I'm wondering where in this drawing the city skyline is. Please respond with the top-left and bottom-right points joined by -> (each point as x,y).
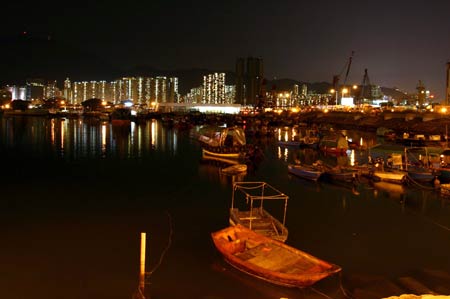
2,0 -> 450,99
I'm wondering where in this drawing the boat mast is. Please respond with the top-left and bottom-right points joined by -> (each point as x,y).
404,147 -> 408,171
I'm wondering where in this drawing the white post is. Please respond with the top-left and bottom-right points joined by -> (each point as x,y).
139,232 -> 146,292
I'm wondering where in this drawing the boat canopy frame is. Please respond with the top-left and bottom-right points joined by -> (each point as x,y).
231,181 -> 289,227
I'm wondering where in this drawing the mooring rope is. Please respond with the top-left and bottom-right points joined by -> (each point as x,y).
405,174 -> 436,191
305,272 -> 354,299
148,211 -> 173,276
310,287 -> 335,299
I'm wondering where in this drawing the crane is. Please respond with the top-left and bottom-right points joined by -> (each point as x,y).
332,51 -> 355,99
333,51 -> 355,105
358,68 -> 371,105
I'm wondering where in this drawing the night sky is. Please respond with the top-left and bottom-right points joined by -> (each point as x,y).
2,0 -> 450,98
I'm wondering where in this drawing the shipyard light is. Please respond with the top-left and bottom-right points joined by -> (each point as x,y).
440,107 -> 447,114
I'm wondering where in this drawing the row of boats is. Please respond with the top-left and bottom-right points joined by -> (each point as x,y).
196,126 -> 340,288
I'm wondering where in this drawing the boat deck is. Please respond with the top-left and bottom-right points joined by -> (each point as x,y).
235,242 -> 324,274
232,209 -> 285,240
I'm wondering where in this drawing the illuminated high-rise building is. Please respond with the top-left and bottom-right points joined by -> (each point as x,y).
68,76 -> 179,106
63,78 -> 72,103
202,73 -> 225,104
224,85 -> 235,104
43,80 -> 58,99
168,77 -> 179,103
26,78 -> 45,101
7,86 -> 27,101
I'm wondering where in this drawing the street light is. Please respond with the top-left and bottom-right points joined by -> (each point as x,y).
330,89 -> 338,106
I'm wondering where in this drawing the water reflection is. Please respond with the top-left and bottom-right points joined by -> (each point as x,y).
0,117 -> 183,159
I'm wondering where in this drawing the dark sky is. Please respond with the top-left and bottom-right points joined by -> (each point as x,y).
3,0 -> 450,98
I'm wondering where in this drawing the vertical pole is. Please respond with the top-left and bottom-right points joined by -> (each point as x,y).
446,62 -> 450,105
139,232 -> 146,292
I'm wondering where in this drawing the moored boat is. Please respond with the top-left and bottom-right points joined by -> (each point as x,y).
211,224 -> 341,288
198,126 -> 247,160
288,162 -> 324,181
319,132 -> 348,154
323,165 -> 359,183
372,170 -> 406,184
221,164 -> 247,175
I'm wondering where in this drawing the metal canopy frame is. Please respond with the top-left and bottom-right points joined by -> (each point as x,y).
231,181 -> 289,227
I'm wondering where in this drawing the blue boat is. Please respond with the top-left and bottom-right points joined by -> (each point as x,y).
288,163 -> 324,181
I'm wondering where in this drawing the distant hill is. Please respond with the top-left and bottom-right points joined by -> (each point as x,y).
264,78 -> 331,94
3,34 -> 400,98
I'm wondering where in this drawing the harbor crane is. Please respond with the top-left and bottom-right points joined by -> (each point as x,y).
332,51 -> 354,104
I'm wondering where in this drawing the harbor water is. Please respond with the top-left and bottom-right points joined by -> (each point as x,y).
1,116 -> 450,299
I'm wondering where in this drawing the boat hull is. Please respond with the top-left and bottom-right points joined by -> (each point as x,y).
211,225 -> 341,288
221,164 -> 247,175
288,164 -> 323,181
372,170 -> 406,184
202,148 -> 241,159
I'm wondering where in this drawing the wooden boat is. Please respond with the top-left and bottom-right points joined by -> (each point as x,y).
211,224 -> 341,288
229,182 -> 288,242
323,165 -> 359,183
221,164 -> 247,175
372,170 -> 406,184
319,133 -> 348,154
288,163 -> 324,181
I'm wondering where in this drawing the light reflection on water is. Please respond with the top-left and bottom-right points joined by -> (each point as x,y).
2,116 -> 450,299
0,117 -> 180,159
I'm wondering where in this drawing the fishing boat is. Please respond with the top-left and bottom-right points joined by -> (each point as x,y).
221,164 -> 247,175
318,132 -> 348,155
211,224 -> 341,288
229,182 -> 288,242
372,170 -> 406,184
369,154 -> 406,184
287,162 -> 324,181
197,126 -> 247,159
